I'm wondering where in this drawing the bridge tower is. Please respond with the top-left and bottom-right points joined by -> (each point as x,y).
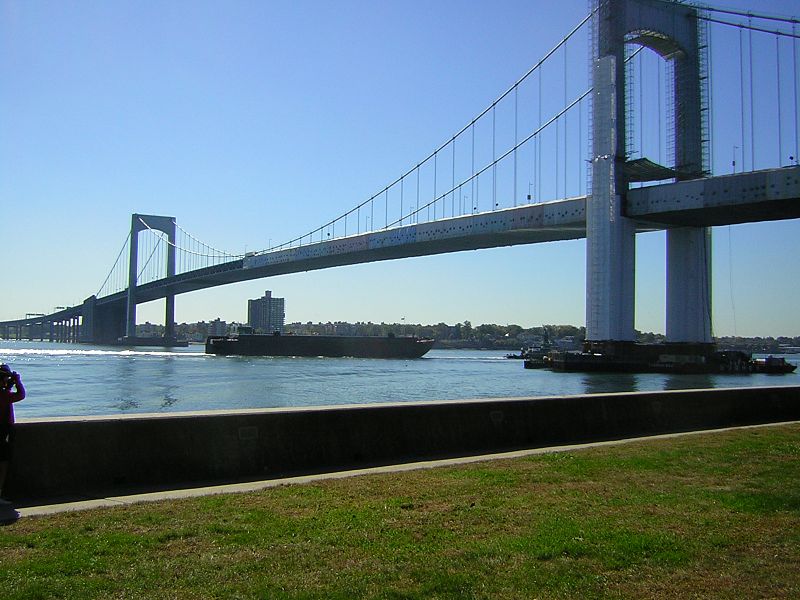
126,214 -> 177,341
587,0 -> 711,344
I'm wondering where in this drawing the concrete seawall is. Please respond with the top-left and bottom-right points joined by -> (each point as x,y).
6,385 -> 800,501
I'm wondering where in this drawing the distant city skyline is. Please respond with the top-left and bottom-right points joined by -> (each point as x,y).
2,0 -> 799,337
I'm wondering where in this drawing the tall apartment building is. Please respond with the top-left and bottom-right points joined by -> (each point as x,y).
247,290 -> 285,333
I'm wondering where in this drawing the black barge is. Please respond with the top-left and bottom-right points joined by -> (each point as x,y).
205,331 -> 434,359
526,341 -> 797,374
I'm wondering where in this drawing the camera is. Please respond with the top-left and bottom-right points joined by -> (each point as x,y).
0,367 -> 15,389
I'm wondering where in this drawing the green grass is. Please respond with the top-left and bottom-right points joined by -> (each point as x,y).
2,423 -> 800,599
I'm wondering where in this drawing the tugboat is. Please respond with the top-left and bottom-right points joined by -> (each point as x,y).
751,356 -> 797,374
522,330 -> 554,369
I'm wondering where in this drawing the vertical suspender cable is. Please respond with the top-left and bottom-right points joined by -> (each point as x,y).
739,27 -> 746,171
794,21 -> 799,164
426,154 -> 436,221
385,188 -> 388,229
452,139 -> 456,216
538,69 -> 542,201
555,94 -> 560,199
492,105 -> 497,209
564,41 -> 568,197
749,16 -> 755,169
579,93 -> 583,196
514,86 -> 518,206
476,167 -> 480,212
416,166 -> 420,223
400,176 -> 404,226
432,154 -> 436,220
471,122 -> 476,211
777,34 -> 783,165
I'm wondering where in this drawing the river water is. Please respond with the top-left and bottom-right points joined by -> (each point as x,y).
0,340 -> 797,419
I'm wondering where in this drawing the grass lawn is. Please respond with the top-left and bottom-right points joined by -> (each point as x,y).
1,423 -> 799,599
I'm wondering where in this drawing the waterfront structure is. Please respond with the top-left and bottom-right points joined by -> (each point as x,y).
247,291 -> 285,334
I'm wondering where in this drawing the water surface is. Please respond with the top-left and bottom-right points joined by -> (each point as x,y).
0,341 -> 796,419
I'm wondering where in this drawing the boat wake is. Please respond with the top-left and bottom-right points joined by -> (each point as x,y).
0,347 -> 206,359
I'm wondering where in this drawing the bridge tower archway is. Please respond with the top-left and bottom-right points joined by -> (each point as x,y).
587,0 -> 711,344
126,214 -> 177,341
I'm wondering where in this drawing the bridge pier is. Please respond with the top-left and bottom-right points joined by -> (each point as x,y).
588,0 -> 710,344
80,296 -> 127,344
586,54 -> 636,342
666,227 -> 712,343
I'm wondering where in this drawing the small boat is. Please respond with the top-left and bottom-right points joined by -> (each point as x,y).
751,356 -> 797,374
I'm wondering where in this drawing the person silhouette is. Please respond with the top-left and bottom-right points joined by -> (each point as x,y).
0,364 -> 25,505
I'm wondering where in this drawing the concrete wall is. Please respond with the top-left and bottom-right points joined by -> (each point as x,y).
6,386 -> 799,502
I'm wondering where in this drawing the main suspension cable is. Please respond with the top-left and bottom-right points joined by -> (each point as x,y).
700,5 -> 798,25
265,9 -> 597,254
697,15 -> 800,39
96,231 -> 131,297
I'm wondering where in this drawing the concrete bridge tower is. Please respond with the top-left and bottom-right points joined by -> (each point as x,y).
587,0 -> 711,346
126,214 -> 177,341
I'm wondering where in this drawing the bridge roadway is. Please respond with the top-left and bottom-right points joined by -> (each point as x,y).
2,166 -> 799,332
126,164 -> 800,303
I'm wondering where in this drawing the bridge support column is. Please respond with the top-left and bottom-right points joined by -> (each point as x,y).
663,0 -> 711,343
586,54 -> 636,342
666,228 -> 712,342
126,215 -> 139,338
164,224 -> 176,342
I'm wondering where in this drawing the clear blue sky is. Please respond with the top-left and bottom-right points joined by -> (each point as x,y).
2,0 -> 798,336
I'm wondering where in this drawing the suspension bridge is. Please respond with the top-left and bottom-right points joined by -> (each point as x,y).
2,0 -> 799,346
